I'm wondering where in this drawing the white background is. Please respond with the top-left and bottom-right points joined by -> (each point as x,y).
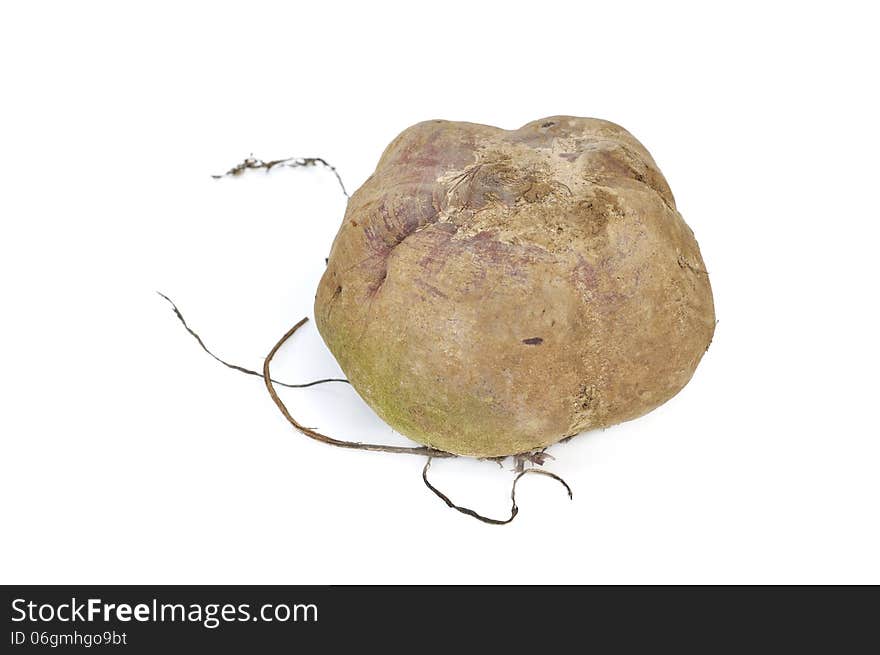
1,2 -> 878,584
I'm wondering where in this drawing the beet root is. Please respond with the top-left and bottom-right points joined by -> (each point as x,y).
315,117 -> 715,457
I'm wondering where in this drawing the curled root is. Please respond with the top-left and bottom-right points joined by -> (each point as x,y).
158,292 -> 348,389
422,457 -> 573,525
163,299 -> 574,521
263,318 -> 454,458
212,155 -> 349,198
